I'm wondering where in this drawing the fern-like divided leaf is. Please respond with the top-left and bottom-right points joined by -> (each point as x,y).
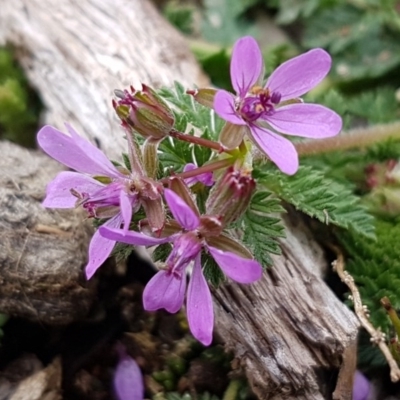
242,190 -> 286,268
255,164 -> 376,240
158,82 -> 224,140
338,219 -> 400,333
157,82 -> 220,174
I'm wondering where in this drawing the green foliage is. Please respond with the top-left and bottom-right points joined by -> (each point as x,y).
159,82 -> 224,139
202,252 -> 225,287
153,243 -> 173,263
157,82 -> 221,172
338,219 -> 400,333
159,137 -> 192,173
255,165 -> 376,239
0,47 -> 41,147
163,1 -> 194,35
299,2 -> 400,82
242,190 -> 286,268
201,0 -> 256,46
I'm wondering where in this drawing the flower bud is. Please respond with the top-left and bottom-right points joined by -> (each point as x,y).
206,166 -> 256,226
114,84 -> 174,139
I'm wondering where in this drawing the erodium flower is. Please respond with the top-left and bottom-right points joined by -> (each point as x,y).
37,124 -> 164,279
99,188 -> 262,345
214,36 -> 342,175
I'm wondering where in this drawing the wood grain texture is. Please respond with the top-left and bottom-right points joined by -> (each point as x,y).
0,0 -> 208,160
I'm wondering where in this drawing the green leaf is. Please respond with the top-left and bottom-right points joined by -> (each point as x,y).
158,82 -> 224,139
158,136 -> 192,173
339,219 -> 400,333
255,165 -> 376,239
303,4 -> 400,81
163,2 -> 194,35
153,243 -> 172,263
242,190 -> 286,268
201,0 -> 256,46
202,252 -> 225,287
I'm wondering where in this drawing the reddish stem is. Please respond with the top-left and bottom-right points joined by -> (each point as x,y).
169,129 -> 224,152
160,158 -> 233,184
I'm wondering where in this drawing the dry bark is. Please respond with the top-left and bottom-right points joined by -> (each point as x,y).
0,141 -> 95,324
0,0 -> 359,398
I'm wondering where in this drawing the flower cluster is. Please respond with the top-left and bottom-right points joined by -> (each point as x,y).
37,36 -> 341,346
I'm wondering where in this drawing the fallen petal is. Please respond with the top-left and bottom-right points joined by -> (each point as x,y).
249,124 -> 299,175
352,371 -> 370,400
114,348 -> 144,400
143,270 -> 186,313
42,171 -> 103,208
187,254 -> 214,346
231,36 -> 263,97
206,245 -> 262,284
266,48 -> 331,102
266,104 -> 342,138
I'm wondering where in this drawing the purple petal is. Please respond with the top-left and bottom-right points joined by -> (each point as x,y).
214,90 -> 247,126
42,171 -> 103,208
183,164 -> 214,187
37,124 -> 122,178
266,48 -> 331,101
99,226 -> 173,246
143,270 -> 186,313
113,351 -> 144,400
119,190 -> 134,234
231,36 -> 263,97
266,104 -> 342,138
206,245 -> 262,284
249,124 -> 299,175
85,214 -> 123,280
164,189 -> 200,231
187,254 -> 214,346
352,371 -> 370,400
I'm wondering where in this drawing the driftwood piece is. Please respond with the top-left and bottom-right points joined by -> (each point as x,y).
0,0 -> 359,398
213,213 -> 359,400
0,0 -> 208,161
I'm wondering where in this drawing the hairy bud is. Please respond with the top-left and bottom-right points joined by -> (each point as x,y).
114,84 -> 174,139
206,166 -> 256,226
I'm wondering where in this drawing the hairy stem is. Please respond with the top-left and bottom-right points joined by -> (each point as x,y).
296,121 -> 400,156
170,129 -> 225,152
331,245 -> 400,382
160,158 -> 233,184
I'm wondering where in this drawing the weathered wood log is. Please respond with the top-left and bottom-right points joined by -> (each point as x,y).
0,0 -> 359,398
213,213 -> 359,400
0,141 -> 95,324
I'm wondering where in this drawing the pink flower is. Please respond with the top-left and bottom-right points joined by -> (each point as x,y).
37,124 -> 163,279
99,189 -> 262,346
214,36 -> 342,175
